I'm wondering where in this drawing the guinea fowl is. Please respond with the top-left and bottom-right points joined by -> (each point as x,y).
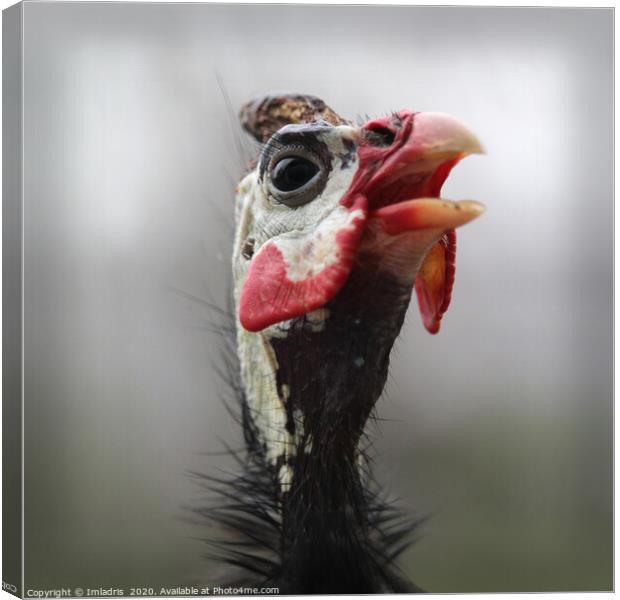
203,94 -> 484,594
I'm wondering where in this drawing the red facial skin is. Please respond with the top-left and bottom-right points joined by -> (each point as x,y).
239,195 -> 368,333
342,111 -> 462,211
239,111 -> 460,333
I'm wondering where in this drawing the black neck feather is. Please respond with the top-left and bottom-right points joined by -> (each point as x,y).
269,258 -> 418,592
199,258 -> 423,593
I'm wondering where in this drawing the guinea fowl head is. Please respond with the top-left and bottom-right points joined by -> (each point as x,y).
232,93 -> 484,482
225,94 -> 484,592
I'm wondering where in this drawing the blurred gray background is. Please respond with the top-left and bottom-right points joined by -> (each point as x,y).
20,3 -> 612,593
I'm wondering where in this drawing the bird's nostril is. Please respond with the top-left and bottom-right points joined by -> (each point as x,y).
364,126 -> 396,147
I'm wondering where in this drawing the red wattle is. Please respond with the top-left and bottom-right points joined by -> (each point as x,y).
414,229 -> 457,334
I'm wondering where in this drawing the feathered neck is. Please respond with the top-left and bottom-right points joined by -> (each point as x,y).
226,255 -> 419,592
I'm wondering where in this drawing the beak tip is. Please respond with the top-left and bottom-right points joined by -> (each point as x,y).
414,112 -> 485,158
461,134 -> 485,157
460,200 -> 486,223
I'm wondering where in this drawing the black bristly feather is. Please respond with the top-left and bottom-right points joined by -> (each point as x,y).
187,267 -> 425,593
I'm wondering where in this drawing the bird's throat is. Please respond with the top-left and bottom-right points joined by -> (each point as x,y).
238,252 -> 416,480
234,250 -> 420,591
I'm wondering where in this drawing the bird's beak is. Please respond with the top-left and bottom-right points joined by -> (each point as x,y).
373,198 -> 484,235
359,112 -> 485,233
354,111 -> 486,334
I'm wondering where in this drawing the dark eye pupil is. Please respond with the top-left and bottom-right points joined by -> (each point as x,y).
272,157 -> 319,192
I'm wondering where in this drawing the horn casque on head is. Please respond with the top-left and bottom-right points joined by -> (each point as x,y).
239,93 -> 351,143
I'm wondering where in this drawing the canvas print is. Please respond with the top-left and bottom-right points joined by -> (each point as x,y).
2,2 -> 613,596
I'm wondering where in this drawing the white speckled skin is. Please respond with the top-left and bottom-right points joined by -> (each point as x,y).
232,125 -> 359,469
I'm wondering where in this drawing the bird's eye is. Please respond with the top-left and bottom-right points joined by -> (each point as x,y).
268,152 -> 327,207
272,157 -> 319,192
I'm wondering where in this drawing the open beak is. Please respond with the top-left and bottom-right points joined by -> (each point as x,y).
360,111 -> 485,235
352,111 -> 485,334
